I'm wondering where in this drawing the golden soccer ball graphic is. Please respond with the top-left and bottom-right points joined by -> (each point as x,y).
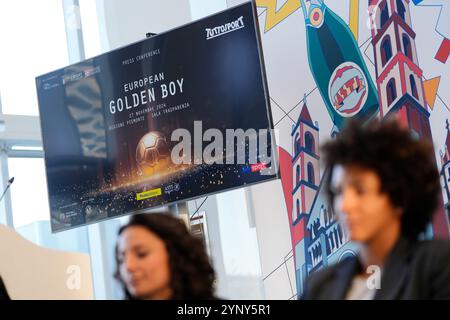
136,131 -> 171,175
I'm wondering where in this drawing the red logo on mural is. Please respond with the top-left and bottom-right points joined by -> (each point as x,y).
328,62 -> 368,117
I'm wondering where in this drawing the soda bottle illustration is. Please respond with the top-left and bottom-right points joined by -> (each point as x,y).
300,0 -> 379,129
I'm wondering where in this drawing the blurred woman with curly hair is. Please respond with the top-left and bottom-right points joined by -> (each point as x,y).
303,118 -> 450,300
115,212 -> 216,300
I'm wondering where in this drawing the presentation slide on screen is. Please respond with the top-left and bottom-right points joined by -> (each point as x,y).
36,2 -> 277,232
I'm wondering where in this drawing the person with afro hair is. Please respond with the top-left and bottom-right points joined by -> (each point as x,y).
303,118 -> 450,300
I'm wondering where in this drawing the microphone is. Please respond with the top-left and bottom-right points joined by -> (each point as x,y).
0,177 -> 14,203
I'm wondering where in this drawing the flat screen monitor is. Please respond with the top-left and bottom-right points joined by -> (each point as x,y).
36,1 -> 278,232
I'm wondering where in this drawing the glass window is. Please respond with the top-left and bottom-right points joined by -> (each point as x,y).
387,78 -> 397,106
396,0 -> 406,22
305,132 -> 315,154
294,133 -> 300,155
307,162 -> 315,184
0,1 -> 68,116
79,0 -> 103,58
381,36 -> 393,67
403,34 -> 413,60
7,158 -> 92,254
7,157 -> 50,228
380,1 -> 389,29
410,75 -> 419,100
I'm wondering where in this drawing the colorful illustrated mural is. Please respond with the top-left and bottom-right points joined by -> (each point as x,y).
411,0 -> 450,63
254,0 -> 450,298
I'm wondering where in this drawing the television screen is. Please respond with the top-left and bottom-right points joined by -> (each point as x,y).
36,1 -> 278,232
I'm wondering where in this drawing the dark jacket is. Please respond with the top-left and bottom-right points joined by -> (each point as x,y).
0,276 -> 10,300
303,237 -> 450,300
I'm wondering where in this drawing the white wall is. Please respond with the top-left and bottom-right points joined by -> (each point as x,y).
247,180 -> 297,299
189,0 -> 227,20
97,0 -> 192,51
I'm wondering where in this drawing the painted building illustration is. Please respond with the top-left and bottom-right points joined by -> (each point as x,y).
287,0 -> 450,297
289,101 -> 357,297
368,0 -> 448,236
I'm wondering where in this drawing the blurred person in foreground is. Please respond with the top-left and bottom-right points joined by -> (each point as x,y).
303,118 -> 450,300
115,212 -> 216,300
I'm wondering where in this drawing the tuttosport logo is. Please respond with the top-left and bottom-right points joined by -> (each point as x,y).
205,16 -> 245,40
328,62 -> 368,117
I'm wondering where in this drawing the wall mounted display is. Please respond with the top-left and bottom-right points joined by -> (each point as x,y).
36,1 -> 277,232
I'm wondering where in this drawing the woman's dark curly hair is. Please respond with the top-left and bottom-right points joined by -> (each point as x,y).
114,212 -> 216,299
321,118 -> 441,241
